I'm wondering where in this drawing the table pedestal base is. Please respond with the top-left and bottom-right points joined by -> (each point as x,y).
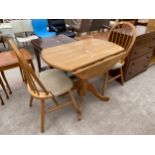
75,79 -> 109,115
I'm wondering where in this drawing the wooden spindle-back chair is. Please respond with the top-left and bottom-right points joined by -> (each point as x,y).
102,22 -> 136,94
6,38 -> 81,133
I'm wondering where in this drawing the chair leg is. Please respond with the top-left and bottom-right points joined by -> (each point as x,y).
1,71 -> 12,95
0,94 -> 4,105
29,96 -> 33,107
102,72 -> 109,95
19,67 -> 25,81
0,75 -> 9,99
30,60 -> 35,72
40,99 -> 45,133
120,67 -> 124,85
52,96 -> 59,106
68,91 -> 82,120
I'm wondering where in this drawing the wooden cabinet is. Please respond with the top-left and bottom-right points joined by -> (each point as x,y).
124,26 -> 155,81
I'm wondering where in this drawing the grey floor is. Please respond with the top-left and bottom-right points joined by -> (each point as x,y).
0,43 -> 155,135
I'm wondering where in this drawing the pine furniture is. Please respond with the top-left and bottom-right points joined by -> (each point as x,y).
41,38 -> 125,114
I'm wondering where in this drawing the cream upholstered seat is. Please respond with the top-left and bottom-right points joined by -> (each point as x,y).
39,69 -> 73,96
111,61 -> 124,70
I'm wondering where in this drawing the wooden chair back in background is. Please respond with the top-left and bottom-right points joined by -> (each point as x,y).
108,21 -> 136,60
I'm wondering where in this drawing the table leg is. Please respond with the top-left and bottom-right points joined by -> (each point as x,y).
1,71 -> 12,95
87,83 -> 109,101
80,79 -> 109,101
75,79 -> 109,113
33,48 -> 42,72
75,80 -> 84,115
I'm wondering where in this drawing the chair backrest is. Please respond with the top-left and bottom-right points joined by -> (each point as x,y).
21,19 -> 33,32
10,20 -> 24,34
48,19 -> 66,32
73,52 -> 125,80
6,38 -> 50,96
89,19 -> 106,32
108,21 -> 136,60
32,19 -> 48,33
79,19 -> 91,33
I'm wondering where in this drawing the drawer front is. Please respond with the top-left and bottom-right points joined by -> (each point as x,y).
130,38 -> 154,60
125,52 -> 152,80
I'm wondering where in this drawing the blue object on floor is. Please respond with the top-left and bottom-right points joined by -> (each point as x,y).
32,19 -> 56,38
